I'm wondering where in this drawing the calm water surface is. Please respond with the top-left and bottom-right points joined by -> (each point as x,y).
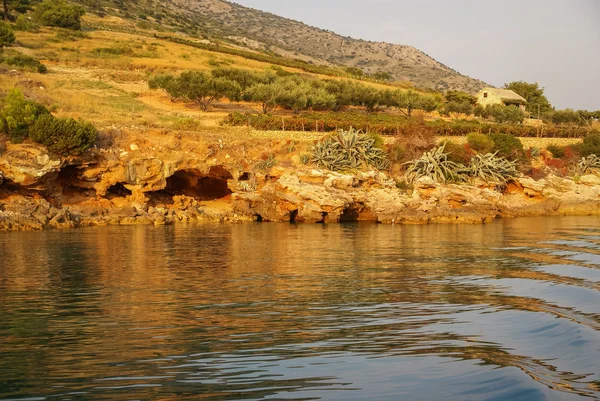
0,217 -> 599,401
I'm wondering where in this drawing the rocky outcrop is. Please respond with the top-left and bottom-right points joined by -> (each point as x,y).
0,143 -> 62,186
1,142 -> 600,231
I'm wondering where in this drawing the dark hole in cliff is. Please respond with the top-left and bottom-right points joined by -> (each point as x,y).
209,165 -> 234,180
106,183 -> 132,198
317,212 -> 328,224
340,207 -> 359,222
289,210 -> 298,223
54,166 -> 96,203
0,179 -> 22,200
152,168 -> 233,202
254,214 -> 263,222
239,172 -> 252,181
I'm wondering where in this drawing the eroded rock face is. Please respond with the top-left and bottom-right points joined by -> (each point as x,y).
0,143 -> 61,186
1,142 -> 600,231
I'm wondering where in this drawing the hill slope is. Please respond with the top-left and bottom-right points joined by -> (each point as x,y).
88,0 -> 488,93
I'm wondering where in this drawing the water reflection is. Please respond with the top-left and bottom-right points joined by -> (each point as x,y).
0,217 -> 599,400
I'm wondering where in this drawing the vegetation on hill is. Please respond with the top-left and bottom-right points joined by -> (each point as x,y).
0,20 -> 15,48
33,0 -> 85,30
504,81 -> 552,114
149,67 -> 442,114
68,0 -> 488,93
0,0 -> 597,169
0,89 -> 97,154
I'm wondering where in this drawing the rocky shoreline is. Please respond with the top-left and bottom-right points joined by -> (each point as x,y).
1,142 -> 600,231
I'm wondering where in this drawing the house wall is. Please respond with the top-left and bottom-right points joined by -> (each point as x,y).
476,90 -> 504,107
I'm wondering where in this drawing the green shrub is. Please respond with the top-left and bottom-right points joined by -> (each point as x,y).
0,88 -> 49,142
14,15 -> 39,32
488,133 -> 524,160
0,54 -> 47,73
92,45 -> 134,56
52,28 -> 88,42
575,133 -> 600,157
0,21 -> 16,49
547,144 -> 566,159
29,114 -> 97,155
443,101 -> 473,116
445,90 -> 476,105
477,104 -> 525,124
466,132 -> 495,154
33,0 -> 85,30
440,140 -> 474,164
367,132 -> 385,150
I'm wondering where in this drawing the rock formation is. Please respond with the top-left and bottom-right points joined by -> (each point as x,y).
1,142 -> 600,231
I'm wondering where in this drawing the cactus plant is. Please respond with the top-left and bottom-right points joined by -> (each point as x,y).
575,154 -> 600,175
404,144 -> 462,184
256,154 -> 277,170
463,153 -> 518,183
310,128 -> 390,171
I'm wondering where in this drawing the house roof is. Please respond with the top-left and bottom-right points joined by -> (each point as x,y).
478,87 -> 527,103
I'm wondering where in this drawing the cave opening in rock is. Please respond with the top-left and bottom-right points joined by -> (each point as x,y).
317,212 -> 328,224
340,207 -> 360,222
55,165 -> 96,202
254,214 -> 263,222
289,210 -> 298,223
238,172 -> 252,181
158,168 -> 233,201
106,183 -> 132,198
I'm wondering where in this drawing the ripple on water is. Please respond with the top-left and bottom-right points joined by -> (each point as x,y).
0,217 -> 599,401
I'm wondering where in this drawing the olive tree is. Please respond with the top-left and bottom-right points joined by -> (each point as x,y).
150,71 -> 242,111
0,20 -> 15,49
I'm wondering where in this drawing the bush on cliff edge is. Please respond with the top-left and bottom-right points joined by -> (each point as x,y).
29,114 -> 97,155
0,89 -> 97,154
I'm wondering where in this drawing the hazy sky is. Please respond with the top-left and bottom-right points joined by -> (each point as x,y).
232,0 -> 600,110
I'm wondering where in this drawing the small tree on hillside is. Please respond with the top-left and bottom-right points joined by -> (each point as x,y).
444,101 -> 473,116
504,81 -> 552,114
394,90 -> 440,116
445,90 -> 476,105
245,82 -> 281,114
3,0 -> 36,20
178,71 -> 242,111
0,88 -> 50,141
210,67 -> 271,91
148,74 -> 182,102
480,104 -> 525,124
0,20 -> 15,49
33,0 -> 85,30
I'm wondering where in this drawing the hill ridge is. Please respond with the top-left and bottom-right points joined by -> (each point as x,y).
87,0 -> 489,92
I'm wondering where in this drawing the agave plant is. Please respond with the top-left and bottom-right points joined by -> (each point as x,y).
310,128 -> 390,171
256,154 -> 277,170
575,154 -> 600,175
463,153 -> 519,183
404,145 -> 462,184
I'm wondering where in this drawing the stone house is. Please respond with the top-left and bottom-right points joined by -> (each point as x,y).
475,87 -> 527,111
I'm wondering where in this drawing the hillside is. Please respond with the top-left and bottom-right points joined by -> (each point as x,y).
83,0 -> 488,93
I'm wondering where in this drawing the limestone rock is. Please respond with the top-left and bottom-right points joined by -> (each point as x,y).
0,143 -> 61,186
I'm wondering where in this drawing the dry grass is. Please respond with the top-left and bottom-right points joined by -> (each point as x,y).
2,25 -> 588,149
6,26 -> 415,134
